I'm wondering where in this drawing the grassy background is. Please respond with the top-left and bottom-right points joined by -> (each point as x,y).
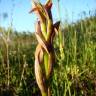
0,14 -> 96,96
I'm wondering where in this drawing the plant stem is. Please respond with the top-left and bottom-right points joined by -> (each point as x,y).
6,43 -> 10,87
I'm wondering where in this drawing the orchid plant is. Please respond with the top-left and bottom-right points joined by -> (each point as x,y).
30,0 -> 60,96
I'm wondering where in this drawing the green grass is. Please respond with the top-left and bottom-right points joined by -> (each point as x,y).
0,16 -> 96,96
51,16 -> 96,96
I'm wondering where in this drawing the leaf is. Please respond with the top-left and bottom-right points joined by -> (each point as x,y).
44,52 -> 49,78
45,0 -> 53,20
35,32 -> 49,53
35,53 -> 46,93
35,21 -> 42,34
53,21 -> 60,36
48,51 -> 55,78
54,21 -> 60,31
46,19 -> 53,42
29,1 -> 46,23
45,0 -> 52,10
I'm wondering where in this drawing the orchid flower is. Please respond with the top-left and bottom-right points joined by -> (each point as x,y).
30,0 -> 60,96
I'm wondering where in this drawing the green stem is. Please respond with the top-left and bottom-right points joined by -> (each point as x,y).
44,52 -> 49,77
42,92 -> 47,96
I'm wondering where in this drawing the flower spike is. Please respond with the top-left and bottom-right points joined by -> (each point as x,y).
30,0 -> 60,96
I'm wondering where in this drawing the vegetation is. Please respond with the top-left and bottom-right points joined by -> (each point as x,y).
51,15 -> 96,96
0,14 -> 96,96
0,1 -> 96,96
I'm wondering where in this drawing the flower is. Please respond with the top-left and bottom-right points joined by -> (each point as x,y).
30,0 -> 60,95
29,0 -> 52,21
